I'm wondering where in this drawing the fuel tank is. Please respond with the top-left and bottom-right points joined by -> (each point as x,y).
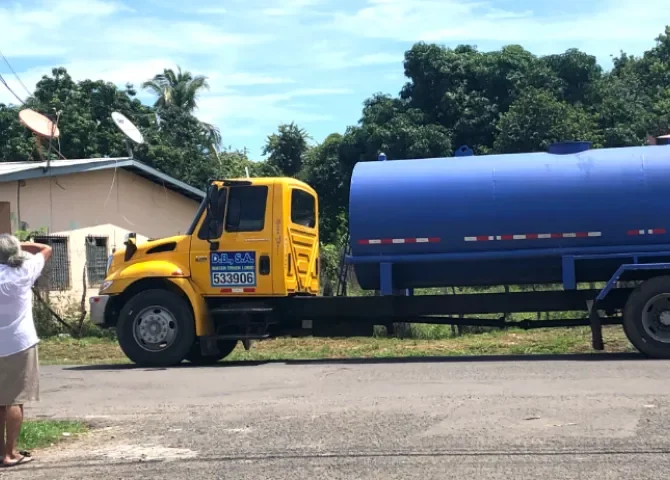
348,143 -> 670,290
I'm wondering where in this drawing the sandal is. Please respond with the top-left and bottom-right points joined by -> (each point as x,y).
1,454 -> 34,468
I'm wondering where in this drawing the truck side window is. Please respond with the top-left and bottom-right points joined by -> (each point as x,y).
291,189 -> 316,228
225,186 -> 268,232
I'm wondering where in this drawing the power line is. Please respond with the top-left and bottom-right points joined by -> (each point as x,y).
0,49 -> 32,97
0,71 -> 26,105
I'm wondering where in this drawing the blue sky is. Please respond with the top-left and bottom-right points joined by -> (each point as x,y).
0,0 -> 668,160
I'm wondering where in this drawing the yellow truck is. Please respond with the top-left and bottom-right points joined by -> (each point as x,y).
89,177 -> 335,366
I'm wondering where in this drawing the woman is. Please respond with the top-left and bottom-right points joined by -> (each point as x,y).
0,234 -> 52,468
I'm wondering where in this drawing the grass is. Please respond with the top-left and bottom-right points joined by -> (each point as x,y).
19,420 -> 88,451
38,325 -> 636,366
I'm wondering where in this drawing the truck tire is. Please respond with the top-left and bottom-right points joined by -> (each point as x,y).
116,289 -> 196,367
623,276 -> 670,359
185,339 -> 238,365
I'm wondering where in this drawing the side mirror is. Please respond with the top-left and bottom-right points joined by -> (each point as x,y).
207,185 -> 220,219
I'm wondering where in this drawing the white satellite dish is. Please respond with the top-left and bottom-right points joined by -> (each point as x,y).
111,111 -> 144,158
111,112 -> 144,144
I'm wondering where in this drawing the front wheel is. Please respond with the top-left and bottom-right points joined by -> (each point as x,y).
116,289 -> 196,367
623,276 -> 670,359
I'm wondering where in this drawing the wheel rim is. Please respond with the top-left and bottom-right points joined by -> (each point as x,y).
641,293 -> 670,343
132,305 -> 178,352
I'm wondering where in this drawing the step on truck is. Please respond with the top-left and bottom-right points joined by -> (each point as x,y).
90,141 -> 670,366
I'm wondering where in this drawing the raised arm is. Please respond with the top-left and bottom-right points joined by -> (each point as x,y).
20,241 -> 53,262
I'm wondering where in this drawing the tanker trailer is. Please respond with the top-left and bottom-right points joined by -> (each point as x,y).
341,141 -> 670,358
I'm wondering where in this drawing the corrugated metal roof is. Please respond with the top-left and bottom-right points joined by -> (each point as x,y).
0,157 -> 205,201
0,157 -> 123,176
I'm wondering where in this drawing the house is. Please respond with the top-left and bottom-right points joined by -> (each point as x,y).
0,157 -> 205,305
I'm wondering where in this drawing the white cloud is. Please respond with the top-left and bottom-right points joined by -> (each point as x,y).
328,0 -> 670,59
195,6 -> 227,14
197,87 -> 353,130
262,0 -> 324,16
56,0 -> 132,16
206,72 -> 296,90
300,40 -> 402,70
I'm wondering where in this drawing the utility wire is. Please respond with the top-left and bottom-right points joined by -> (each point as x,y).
0,49 -> 32,98
0,71 -> 26,105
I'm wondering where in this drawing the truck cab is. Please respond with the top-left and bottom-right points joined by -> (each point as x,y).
89,177 -> 320,366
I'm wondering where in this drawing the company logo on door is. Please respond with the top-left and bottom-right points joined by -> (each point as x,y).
210,251 -> 256,287
211,252 -> 254,266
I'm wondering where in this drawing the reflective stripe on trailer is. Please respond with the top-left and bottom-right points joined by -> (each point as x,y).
220,288 -> 256,293
357,237 -> 441,245
627,229 -> 667,236
464,232 -> 602,242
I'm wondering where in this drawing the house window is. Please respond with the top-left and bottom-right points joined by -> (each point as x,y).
291,189 -> 316,228
33,235 -> 71,291
85,236 -> 109,286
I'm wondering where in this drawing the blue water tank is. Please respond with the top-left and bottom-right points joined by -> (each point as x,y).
348,145 -> 670,289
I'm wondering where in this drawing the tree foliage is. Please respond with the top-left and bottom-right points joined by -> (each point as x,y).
262,122 -> 310,177
2,27 -> 670,245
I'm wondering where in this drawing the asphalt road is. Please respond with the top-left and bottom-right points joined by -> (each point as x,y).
5,353 -> 670,479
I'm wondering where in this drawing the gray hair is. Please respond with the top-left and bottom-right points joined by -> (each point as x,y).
0,234 -> 29,268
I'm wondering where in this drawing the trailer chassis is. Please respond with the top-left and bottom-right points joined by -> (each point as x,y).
328,247 -> 670,354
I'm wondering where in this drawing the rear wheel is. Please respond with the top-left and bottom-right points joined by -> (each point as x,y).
623,276 -> 670,359
185,339 -> 238,365
116,289 -> 195,367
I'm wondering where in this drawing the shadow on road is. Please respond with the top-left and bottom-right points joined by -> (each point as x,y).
62,351 -> 650,372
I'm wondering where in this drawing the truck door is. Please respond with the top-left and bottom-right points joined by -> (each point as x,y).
190,183 -> 275,296
284,186 -> 319,295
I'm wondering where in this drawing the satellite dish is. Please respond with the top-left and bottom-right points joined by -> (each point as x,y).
18,108 -> 61,169
19,109 -> 60,138
111,112 -> 144,144
111,111 -> 144,158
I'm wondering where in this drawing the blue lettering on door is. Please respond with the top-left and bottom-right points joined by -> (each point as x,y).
210,251 -> 257,287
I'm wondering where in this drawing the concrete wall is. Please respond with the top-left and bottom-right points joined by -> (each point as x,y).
0,167 -> 201,307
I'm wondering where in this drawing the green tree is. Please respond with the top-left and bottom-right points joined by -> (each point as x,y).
142,66 -> 209,112
301,133 -> 348,243
262,122 -> 309,176
22,67 -> 149,160
493,88 -> 600,153
339,93 -> 452,174
142,66 -> 221,148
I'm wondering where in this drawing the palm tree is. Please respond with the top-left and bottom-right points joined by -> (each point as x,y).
142,66 -> 209,112
142,66 -> 221,147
